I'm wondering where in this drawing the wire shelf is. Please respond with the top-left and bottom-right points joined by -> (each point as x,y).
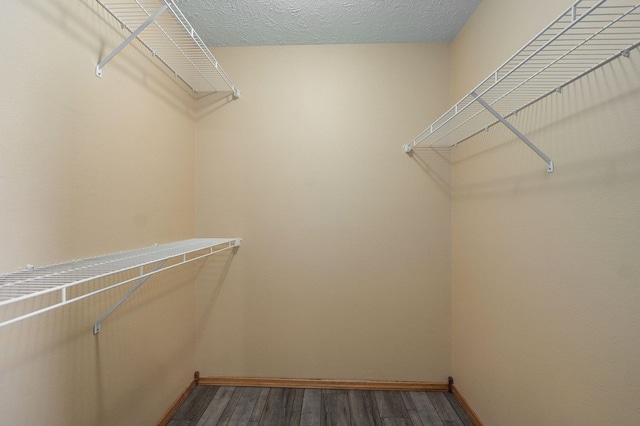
404,0 -> 640,152
0,238 -> 242,329
96,0 -> 239,97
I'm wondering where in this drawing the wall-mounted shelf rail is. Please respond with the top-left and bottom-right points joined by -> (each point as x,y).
0,238 -> 242,332
96,0 -> 239,97
404,0 -> 640,172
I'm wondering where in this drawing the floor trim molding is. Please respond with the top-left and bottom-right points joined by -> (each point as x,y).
157,375 -> 198,426
452,385 -> 483,426
198,376 -> 448,392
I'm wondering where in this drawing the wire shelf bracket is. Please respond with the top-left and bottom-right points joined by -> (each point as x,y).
95,0 -> 240,98
403,0 -> 640,173
93,259 -> 166,334
0,238 -> 242,333
472,91 -> 554,173
96,2 -> 169,79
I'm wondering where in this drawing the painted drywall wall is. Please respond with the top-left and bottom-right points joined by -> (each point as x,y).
1,0 -> 197,273
194,44 -> 453,382
451,0 -> 640,424
0,0 -> 201,424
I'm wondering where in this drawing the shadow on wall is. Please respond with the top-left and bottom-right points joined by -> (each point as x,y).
92,267 -> 200,424
194,249 -> 238,339
405,147 -> 452,196
452,53 -> 640,199
195,91 -> 238,120
0,252 -> 237,425
17,0 -> 195,115
453,143 -> 640,201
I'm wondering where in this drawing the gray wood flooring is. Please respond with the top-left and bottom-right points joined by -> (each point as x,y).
167,386 -> 475,426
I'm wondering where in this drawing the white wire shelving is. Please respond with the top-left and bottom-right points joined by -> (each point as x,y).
404,0 -> 640,173
0,238 -> 242,333
96,0 -> 239,97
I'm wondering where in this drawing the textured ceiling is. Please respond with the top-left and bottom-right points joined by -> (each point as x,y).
177,0 -> 482,47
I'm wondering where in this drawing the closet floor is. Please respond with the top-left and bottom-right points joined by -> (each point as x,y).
167,385 -> 474,425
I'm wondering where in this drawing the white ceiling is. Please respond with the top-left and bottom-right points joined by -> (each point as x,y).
177,0 -> 482,47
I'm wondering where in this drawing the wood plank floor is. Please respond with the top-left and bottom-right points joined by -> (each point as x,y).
167,386 -> 475,425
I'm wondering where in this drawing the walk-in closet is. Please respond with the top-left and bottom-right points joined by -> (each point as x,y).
1,0 -> 639,425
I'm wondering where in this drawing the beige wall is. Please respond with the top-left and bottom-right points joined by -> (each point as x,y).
451,0 -> 640,424
194,44 -> 453,382
5,1 -> 638,424
1,0 -> 199,424
1,0 -> 197,272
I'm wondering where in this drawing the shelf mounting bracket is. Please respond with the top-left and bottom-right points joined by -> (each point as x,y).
93,259 -> 166,334
96,3 -> 169,78
471,91 -> 554,173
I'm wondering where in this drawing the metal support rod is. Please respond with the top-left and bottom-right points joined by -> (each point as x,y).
471,91 -> 554,173
96,3 -> 169,78
93,260 -> 166,334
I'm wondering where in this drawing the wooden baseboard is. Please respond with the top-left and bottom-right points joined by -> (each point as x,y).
452,385 -> 483,426
156,377 -> 197,426
198,376 -> 448,392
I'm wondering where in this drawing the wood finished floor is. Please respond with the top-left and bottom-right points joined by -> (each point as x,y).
168,386 -> 475,426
